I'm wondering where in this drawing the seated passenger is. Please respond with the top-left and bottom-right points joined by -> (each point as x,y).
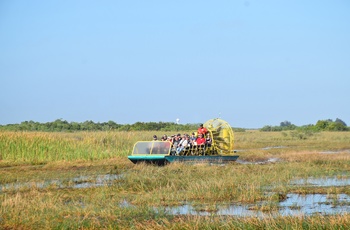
196,133 -> 206,146
172,135 -> 180,149
177,135 -> 189,154
190,132 -> 197,146
177,133 -> 182,141
161,134 -> 167,141
206,133 -> 212,147
178,134 -> 186,145
153,135 -> 158,141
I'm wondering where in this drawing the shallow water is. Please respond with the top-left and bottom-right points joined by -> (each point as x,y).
291,176 -> 350,187
72,174 -> 121,188
279,193 -> 350,216
3,172 -> 350,217
319,149 -> 350,154
261,146 -> 287,150
236,158 -> 281,165
158,176 -> 350,217
157,193 -> 350,216
0,174 -> 121,191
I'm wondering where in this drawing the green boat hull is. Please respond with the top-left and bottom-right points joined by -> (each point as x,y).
128,155 -> 167,165
128,155 -> 239,165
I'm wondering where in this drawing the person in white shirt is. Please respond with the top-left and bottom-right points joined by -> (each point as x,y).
177,134 -> 189,155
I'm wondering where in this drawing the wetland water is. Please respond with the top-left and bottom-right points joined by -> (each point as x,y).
3,173 -> 350,217
2,138 -> 350,218
0,174 -> 121,191
319,149 -> 350,154
159,176 -> 350,216
163,174 -> 350,216
291,176 -> 350,187
158,193 -> 350,216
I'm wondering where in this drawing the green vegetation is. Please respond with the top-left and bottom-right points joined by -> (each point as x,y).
1,130 -> 350,229
0,119 -> 201,132
260,118 -> 349,132
2,118 -> 348,133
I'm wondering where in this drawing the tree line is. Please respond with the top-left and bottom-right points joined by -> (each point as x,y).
260,118 -> 348,132
0,118 -> 348,132
0,119 -> 200,132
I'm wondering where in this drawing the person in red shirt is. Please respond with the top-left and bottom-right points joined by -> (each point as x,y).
196,133 -> 206,145
197,124 -> 208,136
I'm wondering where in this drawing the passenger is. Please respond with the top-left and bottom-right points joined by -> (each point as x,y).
190,132 -> 197,146
153,135 -> 158,141
206,133 -> 212,147
172,135 -> 180,149
196,133 -> 206,146
177,134 -> 186,148
197,124 -> 208,136
185,135 -> 191,149
161,134 -> 168,141
177,135 -> 189,154
177,133 -> 182,141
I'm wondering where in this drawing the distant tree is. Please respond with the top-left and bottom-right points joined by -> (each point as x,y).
328,122 -> 347,131
315,119 -> 348,131
280,121 -> 292,127
260,121 -> 297,132
335,118 -> 347,127
260,125 -> 273,131
315,120 -> 332,130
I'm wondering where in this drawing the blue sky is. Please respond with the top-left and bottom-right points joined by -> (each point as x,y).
1,0 -> 349,128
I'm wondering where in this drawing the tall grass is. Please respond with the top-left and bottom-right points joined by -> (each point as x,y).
1,130 -> 350,163
235,130 -> 350,150
0,131 -> 151,163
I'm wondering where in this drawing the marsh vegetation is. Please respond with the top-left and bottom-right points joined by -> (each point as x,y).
1,130 -> 350,229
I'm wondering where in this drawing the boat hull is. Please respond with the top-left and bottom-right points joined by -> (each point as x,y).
165,155 -> 239,163
128,155 -> 239,165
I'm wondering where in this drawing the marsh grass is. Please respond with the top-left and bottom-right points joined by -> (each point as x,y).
2,130 -> 350,228
0,131 -> 156,163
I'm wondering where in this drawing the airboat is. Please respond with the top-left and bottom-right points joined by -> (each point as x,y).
128,118 -> 239,165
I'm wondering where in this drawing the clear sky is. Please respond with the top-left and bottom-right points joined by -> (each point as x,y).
1,0 -> 349,128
